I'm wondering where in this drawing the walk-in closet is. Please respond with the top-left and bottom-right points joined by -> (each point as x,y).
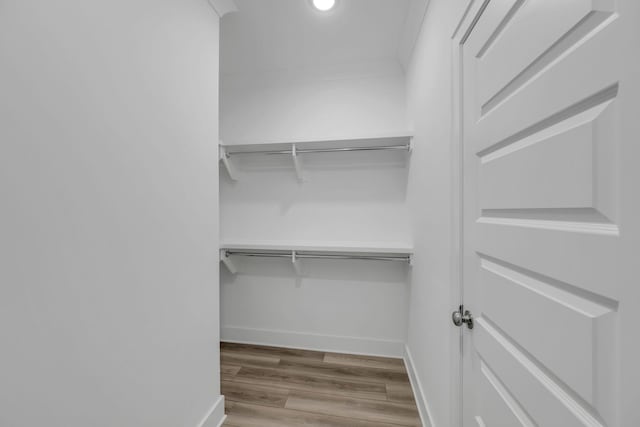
2,0 -> 639,426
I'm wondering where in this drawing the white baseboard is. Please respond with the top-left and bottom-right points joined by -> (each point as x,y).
404,345 -> 435,427
197,395 -> 226,427
221,326 -> 404,358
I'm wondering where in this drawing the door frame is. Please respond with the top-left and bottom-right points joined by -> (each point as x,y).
449,1 -> 489,426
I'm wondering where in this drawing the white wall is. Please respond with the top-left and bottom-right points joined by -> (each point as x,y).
219,61 -> 411,356
221,61 -> 409,143
405,0 -> 468,425
220,148 -> 412,244
0,1 -> 222,426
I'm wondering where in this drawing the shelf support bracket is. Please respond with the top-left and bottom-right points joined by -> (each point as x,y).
220,249 -> 238,274
219,144 -> 238,181
404,137 -> 414,170
292,144 -> 304,182
292,250 -> 302,275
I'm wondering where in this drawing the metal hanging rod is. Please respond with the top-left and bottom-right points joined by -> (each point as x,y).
224,144 -> 411,157
224,250 -> 411,263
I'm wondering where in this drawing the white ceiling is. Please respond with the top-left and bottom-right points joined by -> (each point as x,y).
220,0 -> 427,75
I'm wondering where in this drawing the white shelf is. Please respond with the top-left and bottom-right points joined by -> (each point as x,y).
221,131 -> 413,150
220,239 -> 413,255
219,132 -> 413,181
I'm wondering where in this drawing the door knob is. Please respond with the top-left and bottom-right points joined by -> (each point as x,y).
452,305 -> 474,329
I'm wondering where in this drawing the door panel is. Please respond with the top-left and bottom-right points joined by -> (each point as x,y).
477,0 -> 616,111
476,224 -> 618,300
478,360 -> 535,427
479,256 -> 616,407
459,0 -> 639,426
479,115 -> 596,210
475,320 -> 604,427
475,26 -> 619,156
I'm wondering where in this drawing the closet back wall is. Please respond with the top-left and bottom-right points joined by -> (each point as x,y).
219,63 -> 412,356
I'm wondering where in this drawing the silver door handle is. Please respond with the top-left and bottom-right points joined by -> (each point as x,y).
452,305 -> 474,329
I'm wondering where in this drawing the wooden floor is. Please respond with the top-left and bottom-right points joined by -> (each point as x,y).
220,342 -> 422,427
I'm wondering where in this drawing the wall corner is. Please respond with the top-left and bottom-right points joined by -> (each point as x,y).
197,396 -> 226,427
404,345 -> 436,427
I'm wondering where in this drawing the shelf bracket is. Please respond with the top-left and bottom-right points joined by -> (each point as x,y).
291,144 -> 304,182
219,144 -> 238,181
220,249 -> 238,274
291,250 -> 302,275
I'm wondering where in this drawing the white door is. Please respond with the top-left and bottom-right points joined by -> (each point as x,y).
456,0 -> 640,426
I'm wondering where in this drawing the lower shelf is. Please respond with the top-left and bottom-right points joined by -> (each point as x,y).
219,240 -> 414,274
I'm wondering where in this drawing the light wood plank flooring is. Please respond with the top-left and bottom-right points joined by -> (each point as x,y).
221,342 -> 422,427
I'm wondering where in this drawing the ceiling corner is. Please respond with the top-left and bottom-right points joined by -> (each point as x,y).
397,0 -> 430,69
208,0 -> 238,18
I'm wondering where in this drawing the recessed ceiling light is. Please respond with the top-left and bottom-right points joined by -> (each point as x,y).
312,0 -> 336,12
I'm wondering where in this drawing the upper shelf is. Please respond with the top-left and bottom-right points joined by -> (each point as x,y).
219,132 -> 413,181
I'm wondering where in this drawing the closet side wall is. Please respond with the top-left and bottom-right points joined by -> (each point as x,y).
405,0 -> 469,425
220,63 -> 411,356
0,1 -> 222,426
